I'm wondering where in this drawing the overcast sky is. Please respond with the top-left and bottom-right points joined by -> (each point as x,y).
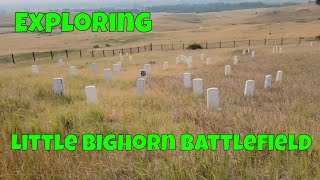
0,0 -> 308,5
0,0 -> 308,11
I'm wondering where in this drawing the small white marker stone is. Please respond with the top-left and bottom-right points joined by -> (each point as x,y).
264,75 -> 272,90
233,56 -> 239,65
206,58 -> 213,65
225,65 -> 231,76
193,78 -> 204,96
144,64 -> 151,75
183,73 -> 191,89
201,54 -> 205,61
31,65 -> 39,74
104,69 -> 112,80
163,62 -> 169,70
113,63 -> 121,74
207,88 -> 219,111
187,60 -> 193,69
53,78 -> 64,96
91,63 -> 97,73
275,46 -> 278,54
244,80 -> 255,97
137,78 -> 145,96
129,55 -> 133,61
251,51 -> 256,58
243,50 -> 246,55
58,59 -> 64,66
85,86 -> 98,105
69,66 -> 77,76
275,70 -> 283,83
279,47 -> 282,54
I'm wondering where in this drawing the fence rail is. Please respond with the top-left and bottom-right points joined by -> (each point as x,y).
1,36 -> 319,64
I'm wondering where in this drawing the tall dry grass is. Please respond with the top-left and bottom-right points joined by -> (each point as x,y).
0,44 -> 319,179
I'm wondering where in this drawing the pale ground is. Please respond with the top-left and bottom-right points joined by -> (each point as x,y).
0,5 -> 320,55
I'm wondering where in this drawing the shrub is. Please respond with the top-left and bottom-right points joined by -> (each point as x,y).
187,43 -> 203,50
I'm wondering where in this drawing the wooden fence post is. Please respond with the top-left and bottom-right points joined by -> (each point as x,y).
130,48 -> 132,54
121,49 -> 124,54
281,37 -> 284,45
103,50 -> 105,57
32,52 -> 36,61
80,50 -> 82,58
50,51 -> 53,60
112,49 -> 115,56
264,39 -> 267,45
65,50 -> 68,58
138,47 -> 140,53
183,43 -> 185,50
299,37 -> 302,45
249,40 -> 251,46
219,41 -> 222,48
233,40 -> 236,48
206,42 -> 208,49
92,50 -> 94,58
172,44 -> 174,50
144,46 -> 146,51
150,43 -> 153,51
12,54 -> 15,64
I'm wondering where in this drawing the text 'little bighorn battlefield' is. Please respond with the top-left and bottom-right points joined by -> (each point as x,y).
15,12 -> 152,33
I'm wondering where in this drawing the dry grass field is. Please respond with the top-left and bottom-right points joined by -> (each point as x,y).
0,4 -> 319,179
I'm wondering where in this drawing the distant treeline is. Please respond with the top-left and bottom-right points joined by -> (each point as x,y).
62,2 -> 299,14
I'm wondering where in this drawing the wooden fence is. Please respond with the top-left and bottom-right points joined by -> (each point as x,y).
0,36 -> 318,64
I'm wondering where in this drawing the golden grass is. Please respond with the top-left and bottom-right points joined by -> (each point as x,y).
0,42 -> 319,179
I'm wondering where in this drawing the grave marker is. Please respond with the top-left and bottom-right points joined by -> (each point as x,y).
58,59 -> 64,66
69,66 -> 77,76
207,88 -> 219,111
244,80 -> 255,97
251,51 -> 256,58
233,56 -> 239,65
264,75 -> 272,90
31,65 -> 39,74
201,54 -> 205,61
104,69 -> 112,80
85,86 -> 98,105
193,78 -> 204,96
183,73 -> 191,89
137,78 -> 145,96
144,64 -> 151,75
225,65 -> 231,76
91,63 -> 97,73
206,58 -> 213,65
187,60 -> 193,69
113,63 -> 121,74
275,70 -> 283,83
53,78 -> 64,96
163,62 -> 169,70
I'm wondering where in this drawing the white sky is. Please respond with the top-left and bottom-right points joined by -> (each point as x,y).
0,0 -> 307,5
